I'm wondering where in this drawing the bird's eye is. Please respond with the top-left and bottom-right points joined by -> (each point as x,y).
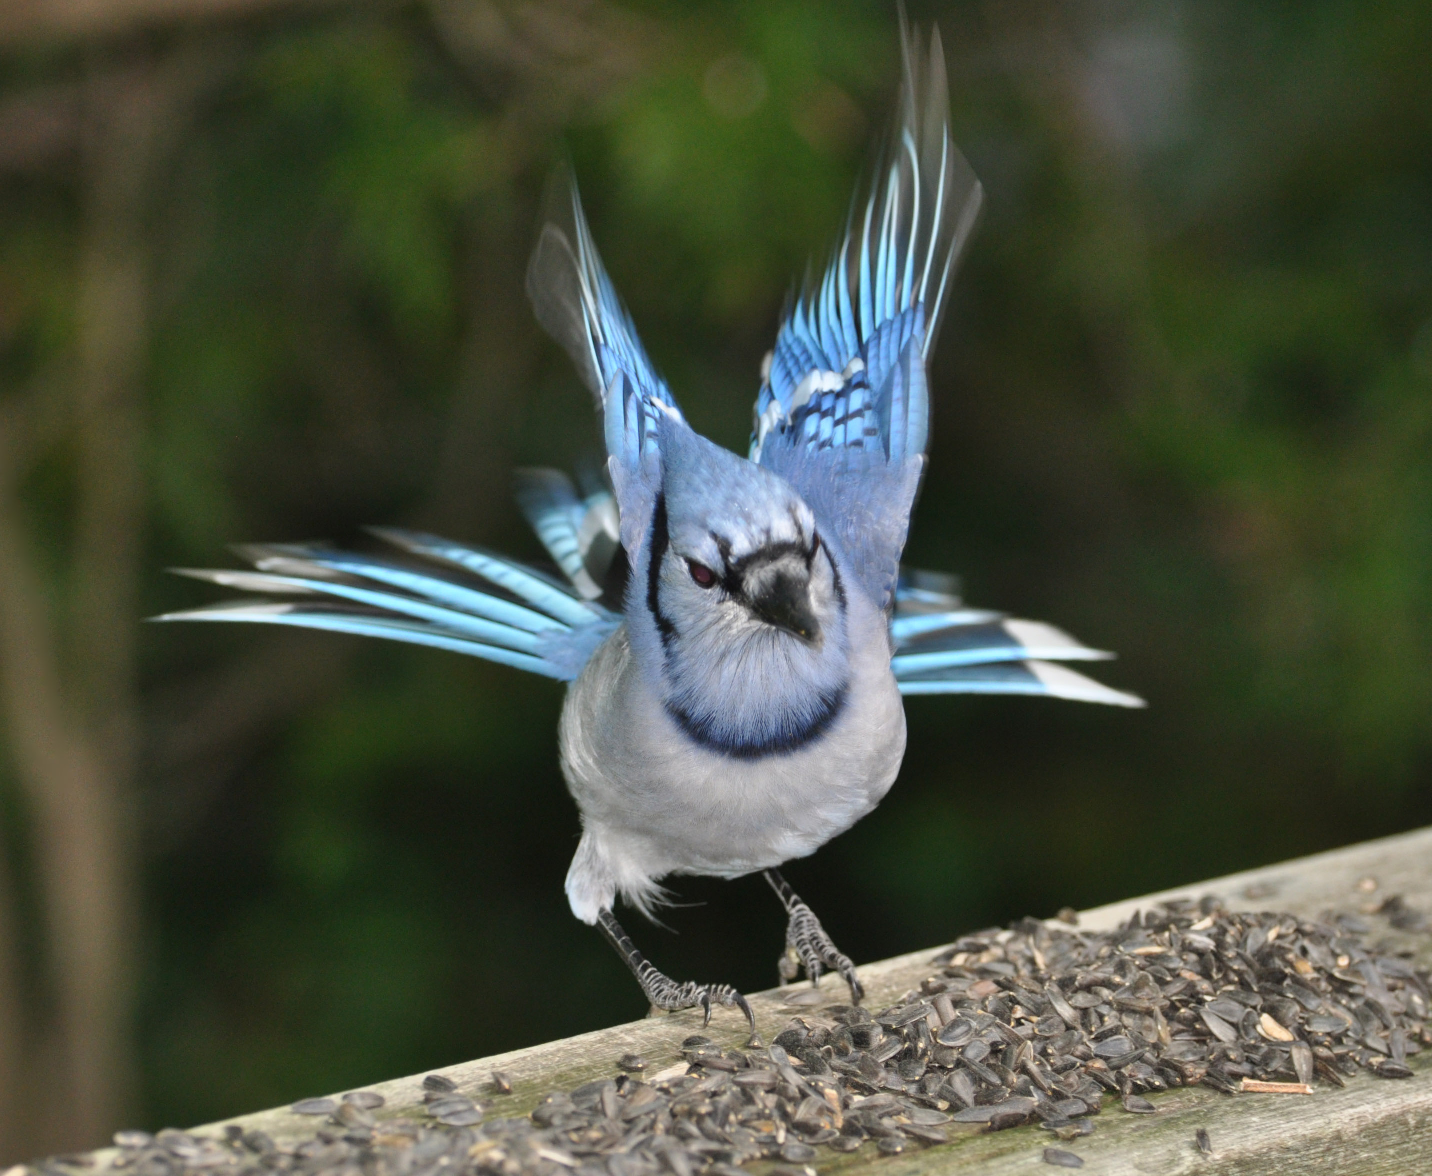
687,560 -> 717,588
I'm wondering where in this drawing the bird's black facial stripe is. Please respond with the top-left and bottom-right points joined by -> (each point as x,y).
709,532 -> 739,594
711,532 -> 821,597
729,539 -> 813,576
647,494 -> 677,649
711,532 -> 733,570
664,680 -> 848,760
670,519 -> 835,646
830,554 -> 846,611
708,528 -> 831,619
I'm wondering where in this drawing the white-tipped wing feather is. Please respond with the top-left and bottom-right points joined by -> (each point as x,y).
888,570 -> 1144,706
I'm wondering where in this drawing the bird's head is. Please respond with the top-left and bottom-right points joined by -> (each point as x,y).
632,422 -> 850,758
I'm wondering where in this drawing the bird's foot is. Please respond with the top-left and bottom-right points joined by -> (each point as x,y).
597,909 -> 759,1045
643,972 -> 755,1029
782,897 -> 864,1002
766,870 -> 863,1004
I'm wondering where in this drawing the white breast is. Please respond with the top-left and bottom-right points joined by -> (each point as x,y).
558,598 -> 905,923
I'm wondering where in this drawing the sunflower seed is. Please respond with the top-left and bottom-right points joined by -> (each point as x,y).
901,1123 -> 948,1144
290,1098 -> 337,1116
936,1018 -> 975,1047
333,1103 -> 374,1128
435,1107 -> 484,1127
1200,1009 -> 1238,1043
88,894 -> 1429,1176
1092,1036 -> 1135,1059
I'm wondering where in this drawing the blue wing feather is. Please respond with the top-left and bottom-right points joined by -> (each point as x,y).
752,19 -> 982,609
526,172 -> 682,555
514,470 -> 589,590
234,546 -> 569,634
514,468 -> 622,602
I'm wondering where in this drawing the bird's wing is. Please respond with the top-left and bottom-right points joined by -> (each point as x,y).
753,18 -> 982,610
526,173 -> 681,559
513,468 -> 624,604
153,530 -> 620,682
888,571 -> 1145,707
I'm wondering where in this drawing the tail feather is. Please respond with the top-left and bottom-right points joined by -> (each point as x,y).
237,545 -> 567,634
155,599 -> 562,678
897,659 -> 1145,707
890,608 -> 1001,643
369,527 -> 602,629
891,565 -> 1143,707
891,617 -> 1113,675
167,567 -> 546,655
154,530 -> 618,683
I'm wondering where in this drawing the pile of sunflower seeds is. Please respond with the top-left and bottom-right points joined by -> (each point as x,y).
36,897 -> 1431,1176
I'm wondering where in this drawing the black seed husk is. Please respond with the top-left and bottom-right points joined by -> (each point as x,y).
90,898 -> 1426,1176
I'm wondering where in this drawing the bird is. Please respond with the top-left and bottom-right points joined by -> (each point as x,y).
155,16 -> 1142,1040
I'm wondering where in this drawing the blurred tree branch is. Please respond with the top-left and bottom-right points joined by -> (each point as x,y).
0,422 -> 36,1165
428,0 -> 655,124
0,85 -> 81,174
0,405 -> 132,1149
0,42 -> 222,1155
0,0 -> 353,49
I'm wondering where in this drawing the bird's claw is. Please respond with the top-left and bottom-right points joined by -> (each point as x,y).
646,977 -> 757,1044
597,910 -> 759,1044
701,985 -> 758,1043
783,901 -> 864,1004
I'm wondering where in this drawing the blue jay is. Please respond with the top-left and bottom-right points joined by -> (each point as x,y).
157,19 -> 1141,1037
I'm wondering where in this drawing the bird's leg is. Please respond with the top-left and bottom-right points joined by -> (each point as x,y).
597,909 -> 759,1044
763,869 -> 864,1004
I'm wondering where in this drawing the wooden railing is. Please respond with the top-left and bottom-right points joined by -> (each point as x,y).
38,826 -> 1432,1176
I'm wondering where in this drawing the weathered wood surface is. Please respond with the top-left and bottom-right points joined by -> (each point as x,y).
82,827 -> 1432,1174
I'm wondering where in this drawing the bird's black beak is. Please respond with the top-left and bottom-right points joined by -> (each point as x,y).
746,563 -> 820,644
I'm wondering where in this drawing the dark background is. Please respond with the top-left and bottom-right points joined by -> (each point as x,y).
1,0 -> 1429,1161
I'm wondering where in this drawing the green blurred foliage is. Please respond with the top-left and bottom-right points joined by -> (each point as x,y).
3,0 -> 1431,1134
